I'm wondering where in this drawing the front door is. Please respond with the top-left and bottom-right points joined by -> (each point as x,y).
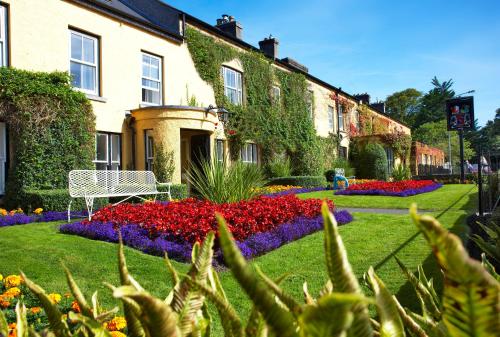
191,134 -> 210,170
0,123 -> 6,195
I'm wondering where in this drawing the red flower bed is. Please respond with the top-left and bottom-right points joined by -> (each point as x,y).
336,180 -> 442,197
88,195 -> 333,244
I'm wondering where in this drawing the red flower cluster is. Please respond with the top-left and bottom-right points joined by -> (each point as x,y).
346,180 -> 436,192
88,195 -> 333,243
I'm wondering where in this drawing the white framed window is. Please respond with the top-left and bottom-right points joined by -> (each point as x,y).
328,106 -> 334,130
0,5 -> 8,67
222,66 -> 243,105
216,139 -> 225,162
142,53 -> 162,105
307,90 -> 314,118
241,143 -> 258,164
70,30 -> 98,94
338,105 -> 344,131
271,85 -> 281,104
94,132 -> 121,170
145,130 -> 154,171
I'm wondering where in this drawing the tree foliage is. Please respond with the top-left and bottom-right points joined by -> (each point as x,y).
385,88 -> 422,125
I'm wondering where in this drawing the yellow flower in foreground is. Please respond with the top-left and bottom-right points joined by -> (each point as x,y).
0,209 -> 7,216
4,287 -> 21,297
30,306 -> 42,314
105,316 -> 127,331
110,332 -> 126,337
33,208 -> 43,215
48,293 -> 62,304
4,275 -> 22,288
0,274 -> 3,282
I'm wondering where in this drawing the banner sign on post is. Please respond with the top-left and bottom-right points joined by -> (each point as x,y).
446,96 -> 474,131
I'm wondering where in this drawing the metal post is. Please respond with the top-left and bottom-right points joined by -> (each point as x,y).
478,146 -> 483,216
448,132 -> 453,174
459,130 -> 465,184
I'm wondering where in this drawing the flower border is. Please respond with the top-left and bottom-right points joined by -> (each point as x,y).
335,182 -> 443,197
0,211 -> 88,228
59,210 -> 353,265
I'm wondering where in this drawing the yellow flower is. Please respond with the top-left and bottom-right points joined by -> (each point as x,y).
0,209 -> 7,216
3,287 -> 21,297
0,274 -> 3,282
106,316 -> 127,331
48,293 -> 62,304
30,306 -> 42,314
109,332 -> 126,337
33,208 -> 43,215
4,275 -> 22,288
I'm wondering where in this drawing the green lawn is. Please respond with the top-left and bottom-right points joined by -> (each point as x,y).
0,184 -> 476,335
299,184 -> 477,210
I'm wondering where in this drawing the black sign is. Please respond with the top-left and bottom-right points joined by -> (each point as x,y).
446,96 -> 474,131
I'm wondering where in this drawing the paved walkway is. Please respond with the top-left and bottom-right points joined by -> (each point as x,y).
340,207 -> 419,214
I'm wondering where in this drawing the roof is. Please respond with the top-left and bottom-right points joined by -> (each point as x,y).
70,0 -> 409,128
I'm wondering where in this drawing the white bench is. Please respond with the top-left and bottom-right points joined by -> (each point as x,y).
68,170 -> 172,221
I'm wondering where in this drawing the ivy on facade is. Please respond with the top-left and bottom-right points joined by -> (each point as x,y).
185,27 -> 323,174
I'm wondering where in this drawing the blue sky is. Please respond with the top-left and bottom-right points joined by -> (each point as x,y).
165,0 -> 500,127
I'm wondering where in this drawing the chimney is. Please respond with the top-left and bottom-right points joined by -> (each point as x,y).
370,102 -> 386,113
215,14 -> 243,39
259,35 -> 279,59
354,93 -> 370,105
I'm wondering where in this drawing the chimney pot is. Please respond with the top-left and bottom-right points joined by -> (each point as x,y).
215,14 -> 243,39
259,36 -> 279,59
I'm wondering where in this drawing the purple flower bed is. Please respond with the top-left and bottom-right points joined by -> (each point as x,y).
0,210 -> 88,228
265,186 -> 331,197
59,210 -> 353,265
335,183 -> 443,197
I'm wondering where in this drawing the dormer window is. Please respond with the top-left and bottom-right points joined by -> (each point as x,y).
222,66 -> 243,105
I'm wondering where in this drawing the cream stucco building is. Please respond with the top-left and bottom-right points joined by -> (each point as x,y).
0,0 -> 410,190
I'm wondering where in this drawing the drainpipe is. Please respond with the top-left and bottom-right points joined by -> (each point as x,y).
126,115 -> 136,170
335,91 -> 340,157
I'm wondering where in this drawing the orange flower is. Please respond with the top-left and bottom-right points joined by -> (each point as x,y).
8,323 -> 16,337
64,292 -> 71,298
4,287 -> 21,297
105,317 -> 127,331
0,294 -> 12,308
30,306 -> 42,314
71,300 -> 81,313
3,275 -> 22,288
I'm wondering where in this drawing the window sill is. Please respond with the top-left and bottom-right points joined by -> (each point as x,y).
86,94 -> 107,103
139,103 -> 161,108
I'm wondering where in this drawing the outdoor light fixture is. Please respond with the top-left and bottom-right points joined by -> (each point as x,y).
207,105 -> 232,123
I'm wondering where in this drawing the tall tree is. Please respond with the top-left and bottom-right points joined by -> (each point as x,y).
466,108 -> 500,154
415,77 -> 455,126
385,88 -> 422,126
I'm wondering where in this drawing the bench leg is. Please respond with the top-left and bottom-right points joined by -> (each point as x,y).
85,196 -> 94,221
67,199 -> 73,223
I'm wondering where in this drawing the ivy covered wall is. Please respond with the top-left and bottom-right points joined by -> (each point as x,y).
185,27 -> 323,175
0,68 -> 95,207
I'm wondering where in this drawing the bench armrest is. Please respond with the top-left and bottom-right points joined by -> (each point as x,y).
156,182 -> 172,186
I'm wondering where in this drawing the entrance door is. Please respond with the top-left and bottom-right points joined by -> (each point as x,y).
191,134 -> 210,170
0,123 -> 6,195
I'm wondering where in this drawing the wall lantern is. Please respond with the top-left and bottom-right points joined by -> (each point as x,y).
207,105 -> 232,123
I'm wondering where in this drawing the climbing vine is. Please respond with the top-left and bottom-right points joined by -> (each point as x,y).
185,27 -> 322,174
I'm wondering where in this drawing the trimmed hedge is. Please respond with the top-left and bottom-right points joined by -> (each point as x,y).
413,174 -> 477,184
267,176 -> 327,188
355,143 -> 388,180
19,189 -> 109,213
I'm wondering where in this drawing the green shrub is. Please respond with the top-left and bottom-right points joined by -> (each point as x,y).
392,164 -> 411,181
326,157 -> 355,177
153,141 -> 175,182
267,175 -> 327,187
18,189 -> 109,212
355,143 -> 388,180
158,184 -> 188,200
187,159 -> 266,203
0,68 -> 95,209
265,155 -> 292,178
